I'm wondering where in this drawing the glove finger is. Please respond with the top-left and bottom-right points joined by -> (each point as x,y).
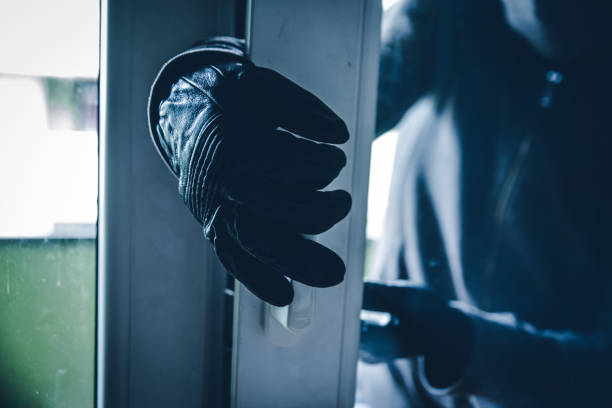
359,320 -> 428,362
229,207 -> 346,287
228,184 -> 352,235
359,320 -> 411,363
361,281 -> 416,314
234,129 -> 347,191
362,281 -> 447,326
213,220 -> 294,306
244,67 -> 349,144
361,282 -> 437,358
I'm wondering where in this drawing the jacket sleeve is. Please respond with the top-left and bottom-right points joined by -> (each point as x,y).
375,0 -> 440,136
418,299 -> 612,406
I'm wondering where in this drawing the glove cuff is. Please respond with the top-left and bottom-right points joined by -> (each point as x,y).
148,37 -> 251,177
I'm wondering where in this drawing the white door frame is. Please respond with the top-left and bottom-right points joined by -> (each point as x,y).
97,1 -> 235,406
231,1 -> 381,407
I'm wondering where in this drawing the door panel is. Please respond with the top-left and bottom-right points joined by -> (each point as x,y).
98,1 -> 235,406
231,1 -> 381,406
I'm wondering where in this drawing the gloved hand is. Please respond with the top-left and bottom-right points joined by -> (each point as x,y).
360,281 -> 475,388
148,39 -> 351,306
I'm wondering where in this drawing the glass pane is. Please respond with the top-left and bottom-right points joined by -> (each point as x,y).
364,130 -> 398,278
0,1 -> 99,407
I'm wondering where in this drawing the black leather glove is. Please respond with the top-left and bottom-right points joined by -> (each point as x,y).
360,281 -> 475,388
148,38 -> 351,306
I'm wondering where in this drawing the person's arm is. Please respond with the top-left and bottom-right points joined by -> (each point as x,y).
361,281 -> 612,406
375,0 -> 440,136
419,183 -> 612,405
418,301 -> 612,406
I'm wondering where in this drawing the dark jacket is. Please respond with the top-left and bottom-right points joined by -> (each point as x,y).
370,0 -> 612,406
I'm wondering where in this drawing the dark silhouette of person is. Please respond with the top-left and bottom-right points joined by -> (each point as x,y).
148,1 -> 611,406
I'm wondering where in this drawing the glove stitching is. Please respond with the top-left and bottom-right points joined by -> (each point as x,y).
199,131 -> 224,225
208,64 -> 226,81
183,113 -> 223,222
180,74 -> 224,112
184,114 -> 215,215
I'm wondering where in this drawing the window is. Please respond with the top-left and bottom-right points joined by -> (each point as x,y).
365,131 -> 398,277
0,1 -> 99,407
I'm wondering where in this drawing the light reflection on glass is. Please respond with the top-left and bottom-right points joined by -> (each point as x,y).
0,1 -> 99,407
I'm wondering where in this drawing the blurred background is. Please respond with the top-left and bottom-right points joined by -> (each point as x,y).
0,1 -> 99,407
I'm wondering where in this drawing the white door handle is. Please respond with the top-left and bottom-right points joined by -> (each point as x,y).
264,281 -> 314,347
